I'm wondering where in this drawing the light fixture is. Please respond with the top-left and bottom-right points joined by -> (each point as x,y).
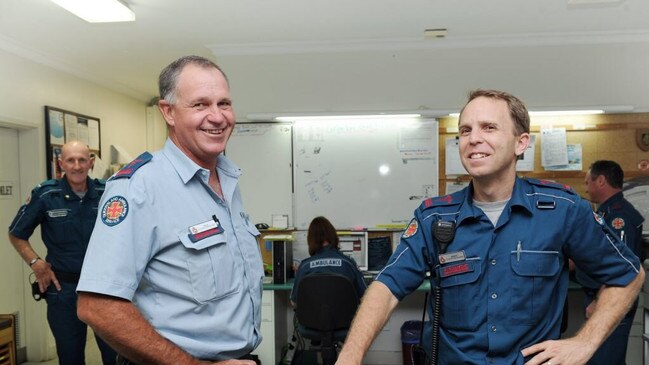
274,114 -> 422,123
51,0 -> 135,23
447,110 -> 604,117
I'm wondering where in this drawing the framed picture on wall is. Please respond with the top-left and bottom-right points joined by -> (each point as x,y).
44,106 -> 101,179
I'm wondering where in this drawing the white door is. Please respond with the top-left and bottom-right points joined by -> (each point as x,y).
0,126 -> 25,336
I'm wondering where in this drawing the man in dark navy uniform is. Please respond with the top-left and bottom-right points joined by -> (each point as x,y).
337,90 -> 645,365
576,160 -> 645,364
8,140 -> 116,365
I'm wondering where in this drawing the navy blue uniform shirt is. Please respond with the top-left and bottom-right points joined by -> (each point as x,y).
576,190 -> 644,289
375,177 -> 641,364
291,246 -> 367,303
9,177 -> 105,273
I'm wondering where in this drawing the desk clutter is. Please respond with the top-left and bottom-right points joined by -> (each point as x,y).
258,229 -> 403,284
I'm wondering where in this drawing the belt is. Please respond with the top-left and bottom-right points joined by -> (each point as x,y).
54,271 -> 81,283
117,353 -> 260,364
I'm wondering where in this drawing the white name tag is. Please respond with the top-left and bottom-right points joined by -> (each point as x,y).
189,219 -> 218,235
439,250 -> 466,264
47,209 -> 68,218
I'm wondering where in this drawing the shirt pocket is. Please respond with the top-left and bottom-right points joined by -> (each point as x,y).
44,209 -> 74,239
510,250 -> 561,325
177,230 -> 239,304
439,258 -> 482,331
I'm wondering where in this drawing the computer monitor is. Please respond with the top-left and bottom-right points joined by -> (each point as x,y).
367,235 -> 392,272
337,231 -> 368,272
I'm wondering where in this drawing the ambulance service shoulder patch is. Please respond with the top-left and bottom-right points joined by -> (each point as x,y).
403,219 -> 418,238
611,217 -> 625,229
101,196 -> 129,226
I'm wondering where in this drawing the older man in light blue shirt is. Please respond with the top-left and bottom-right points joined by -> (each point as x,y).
77,55 -> 263,365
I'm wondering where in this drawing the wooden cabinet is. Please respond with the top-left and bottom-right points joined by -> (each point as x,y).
0,315 -> 16,365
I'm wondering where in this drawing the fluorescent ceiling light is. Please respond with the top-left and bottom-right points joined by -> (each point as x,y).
274,114 -> 421,122
447,110 -> 604,117
51,0 -> 135,23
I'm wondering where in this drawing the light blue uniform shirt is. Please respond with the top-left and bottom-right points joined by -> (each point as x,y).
77,139 -> 264,361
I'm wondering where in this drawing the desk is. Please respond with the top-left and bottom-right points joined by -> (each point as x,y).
255,279 -> 584,365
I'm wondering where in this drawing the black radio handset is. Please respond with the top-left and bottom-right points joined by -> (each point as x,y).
433,220 -> 456,255
430,219 -> 456,365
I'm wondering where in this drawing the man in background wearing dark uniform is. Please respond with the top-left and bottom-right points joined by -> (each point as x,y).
336,90 -> 645,365
576,160 -> 645,364
8,140 -> 117,365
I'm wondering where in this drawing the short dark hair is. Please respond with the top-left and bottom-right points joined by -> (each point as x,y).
459,89 -> 530,135
589,160 -> 624,189
158,55 -> 228,105
307,216 -> 339,256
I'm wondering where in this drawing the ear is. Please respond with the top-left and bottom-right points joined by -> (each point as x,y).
596,174 -> 607,187
158,100 -> 176,127
515,132 -> 530,157
89,155 -> 96,170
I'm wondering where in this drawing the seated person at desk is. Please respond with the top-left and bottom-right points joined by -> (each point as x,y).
290,216 -> 367,306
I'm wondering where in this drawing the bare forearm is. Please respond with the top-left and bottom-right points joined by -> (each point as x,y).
576,268 -> 645,349
337,281 -> 399,364
8,234 -> 39,264
78,292 -> 201,365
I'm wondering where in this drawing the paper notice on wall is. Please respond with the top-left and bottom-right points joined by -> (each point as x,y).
541,128 -> 568,167
545,144 -> 582,171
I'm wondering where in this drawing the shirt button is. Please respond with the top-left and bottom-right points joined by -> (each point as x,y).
491,325 -> 497,332
491,259 -> 496,265
491,293 -> 497,299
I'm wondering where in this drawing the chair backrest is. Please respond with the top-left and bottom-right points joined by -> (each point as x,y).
295,273 -> 360,332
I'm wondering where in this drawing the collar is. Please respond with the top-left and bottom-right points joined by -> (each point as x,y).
61,176 -> 98,200
457,177 -> 533,224
597,191 -> 625,215
162,139 -> 241,185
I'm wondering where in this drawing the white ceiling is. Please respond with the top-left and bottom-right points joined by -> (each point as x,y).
1,0 -> 648,102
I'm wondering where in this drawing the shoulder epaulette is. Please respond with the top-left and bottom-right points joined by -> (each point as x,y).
110,152 -> 153,180
35,179 -> 58,190
525,177 -> 576,194
420,191 -> 463,210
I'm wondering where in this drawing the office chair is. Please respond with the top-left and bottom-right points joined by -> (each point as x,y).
295,273 -> 360,365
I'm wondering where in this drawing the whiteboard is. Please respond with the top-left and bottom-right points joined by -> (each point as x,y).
226,123 -> 293,226
293,119 -> 438,229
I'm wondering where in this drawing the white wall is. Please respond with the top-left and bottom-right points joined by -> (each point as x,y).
218,42 -> 649,119
0,48 -> 147,361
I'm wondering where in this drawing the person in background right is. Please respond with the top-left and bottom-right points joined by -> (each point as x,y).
290,216 -> 367,306
575,160 -> 645,364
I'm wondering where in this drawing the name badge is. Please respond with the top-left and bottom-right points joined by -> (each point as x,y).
47,209 -> 68,218
440,262 -> 474,278
188,217 -> 224,242
438,250 -> 466,264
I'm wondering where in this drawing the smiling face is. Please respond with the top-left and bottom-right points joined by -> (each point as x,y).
458,96 -> 529,185
59,141 -> 94,192
158,63 -> 235,169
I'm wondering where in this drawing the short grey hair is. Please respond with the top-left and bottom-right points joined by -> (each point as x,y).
158,55 -> 229,105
